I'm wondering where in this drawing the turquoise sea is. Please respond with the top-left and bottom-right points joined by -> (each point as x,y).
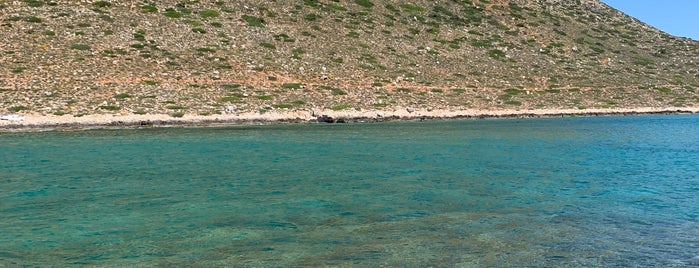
1,115 -> 698,267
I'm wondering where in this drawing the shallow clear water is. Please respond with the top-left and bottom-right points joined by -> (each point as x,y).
1,115 -> 698,267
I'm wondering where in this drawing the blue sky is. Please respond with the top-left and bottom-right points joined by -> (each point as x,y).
600,0 -> 699,40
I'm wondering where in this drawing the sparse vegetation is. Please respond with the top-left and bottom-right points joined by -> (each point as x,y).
93,1 -> 111,8
164,9 -> 181,18
115,93 -> 132,99
141,4 -> 157,13
319,85 -> 347,95
282,83 -> 303,89
400,4 -> 424,12
354,0 -> 374,8
242,15 -> 265,27
200,10 -> 220,19
0,0 -> 696,118
24,0 -> 43,7
24,16 -> 42,23
100,105 -> 121,111
70,44 -> 91,51
489,49 -> 506,59
260,42 -> 276,50
9,106 -> 29,112
331,104 -> 350,110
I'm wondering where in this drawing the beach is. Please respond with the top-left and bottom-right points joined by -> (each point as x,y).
2,107 -> 698,132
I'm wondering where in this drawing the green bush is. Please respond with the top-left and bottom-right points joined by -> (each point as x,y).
24,0 -> 43,7
331,104 -> 350,110
164,9 -> 181,18
222,84 -> 241,90
141,80 -> 159,86
93,1 -> 111,8
282,83 -> 302,89
133,30 -> 146,41
260,42 -> 276,49
488,49 -> 506,59
319,85 -> 346,95
115,93 -> 132,99
304,0 -> 319,7
200,10 -> 220,19
327,3 -> 347,11
292,48 -> 305,59
385,4 -> 400,14
656,87 -> 671,93
633,56 -> 654,66
70,44 -> 91,51
219,96 -> 240,103
192,28 -> 207,34
400,4 -> 424,12
304,13 -> 321,21
504,88 -> 526,95
242,15 -> 264,27
354,0 -> 373,8
141,4 -> 157,13
471,39 -> 492,48
9,106 -> 28,112
433,5 -> 454,16
24,16 -> 42,23
99,14 -> 114,22
100,105 -> 121,111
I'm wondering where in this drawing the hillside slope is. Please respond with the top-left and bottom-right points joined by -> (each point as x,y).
1,0 -> 698,117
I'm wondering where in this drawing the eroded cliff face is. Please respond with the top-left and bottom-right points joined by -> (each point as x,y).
1,0 -> 697,116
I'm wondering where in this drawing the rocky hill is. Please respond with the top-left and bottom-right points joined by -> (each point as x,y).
1,0 -> 698,117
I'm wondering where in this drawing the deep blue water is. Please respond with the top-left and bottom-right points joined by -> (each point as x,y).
1,115 -> 698,267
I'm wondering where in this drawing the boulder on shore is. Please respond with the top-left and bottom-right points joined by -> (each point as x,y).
0,114 -> 24,121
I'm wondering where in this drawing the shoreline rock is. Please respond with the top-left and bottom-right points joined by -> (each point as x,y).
0,114 -> 24,122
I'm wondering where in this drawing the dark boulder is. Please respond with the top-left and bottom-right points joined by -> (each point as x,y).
317,115 -> 334,123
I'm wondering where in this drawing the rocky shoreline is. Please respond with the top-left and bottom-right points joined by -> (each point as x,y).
1,107 -> 698,132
